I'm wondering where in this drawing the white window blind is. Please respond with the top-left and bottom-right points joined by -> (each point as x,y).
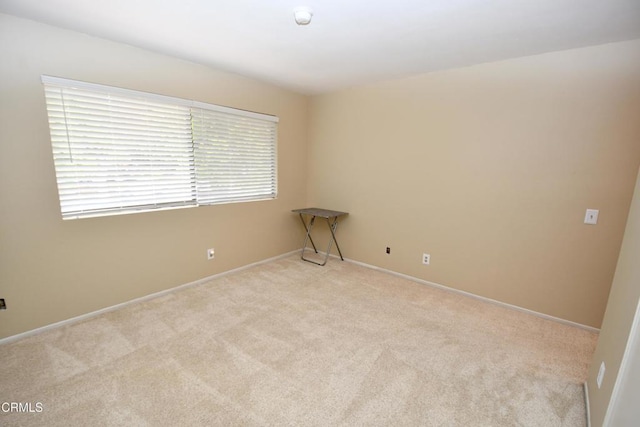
192,108 -> 277,204
42,76 -> 278,220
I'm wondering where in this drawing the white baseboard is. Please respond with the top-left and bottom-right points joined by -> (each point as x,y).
0,250 -> 298,346
584,381 -> 591,427
1,248 -> 598,345
327,253 -> 600,333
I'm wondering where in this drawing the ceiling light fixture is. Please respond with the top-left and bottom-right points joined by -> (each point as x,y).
293,7 -> 313,26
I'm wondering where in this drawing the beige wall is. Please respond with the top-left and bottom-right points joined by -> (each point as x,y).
308,40 -> 640,328
0,14 -> 309,339
1,11 -> 639,340
587,168 -> 640,426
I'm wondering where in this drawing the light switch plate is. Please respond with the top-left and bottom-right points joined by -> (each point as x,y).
584,209 -> 599,225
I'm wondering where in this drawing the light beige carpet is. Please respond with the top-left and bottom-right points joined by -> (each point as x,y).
0,255 -> 597,426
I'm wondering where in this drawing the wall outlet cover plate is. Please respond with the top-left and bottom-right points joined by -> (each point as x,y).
585,209 -> 599,225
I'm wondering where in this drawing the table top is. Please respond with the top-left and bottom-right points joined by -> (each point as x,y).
292,207 -> 348,218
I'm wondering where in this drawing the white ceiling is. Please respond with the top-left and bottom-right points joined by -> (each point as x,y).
1,0 -> 639,94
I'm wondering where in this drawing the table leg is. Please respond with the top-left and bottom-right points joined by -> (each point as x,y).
298,213 -> 318,253
300,215 -> 344,266
327,217 -> 344,261
300,215 -> 325,265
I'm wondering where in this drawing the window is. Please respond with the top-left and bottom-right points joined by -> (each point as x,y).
42,76 -> 278,220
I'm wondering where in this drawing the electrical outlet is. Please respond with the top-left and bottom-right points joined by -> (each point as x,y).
585,209 -> 599,225
386,247 -> 391,254
0,298 -> 5,310
207,248 -> 215,260
422,253 -> 430,265
597,361 -> 605,389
